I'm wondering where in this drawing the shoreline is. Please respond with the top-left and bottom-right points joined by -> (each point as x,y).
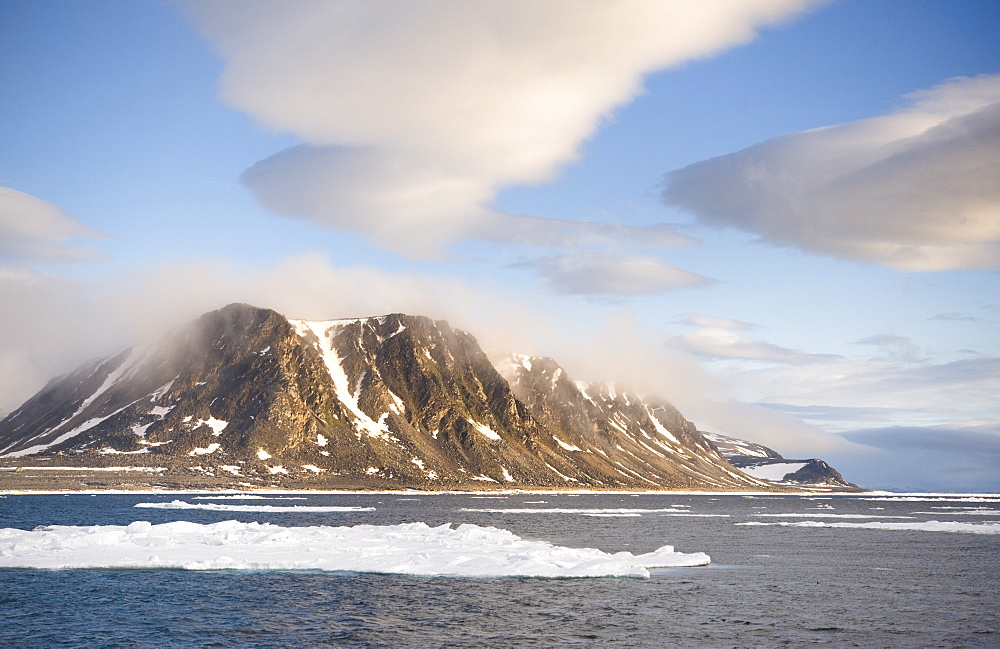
0,458 -> 865,495
2,485 -> 899,497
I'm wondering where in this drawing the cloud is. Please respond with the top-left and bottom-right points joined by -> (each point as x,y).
0,266 -> 123,416
852,334 -> 922,362
724,353 -> 1000,435
669,327 -> 842,365
679,398 -> 869,458
0,253 -> 533,415
841,425 -> 1000,455
514,253 -> 712,295
242,144 -> 696,257
902,355 -> 1000,388
830,425 -> 1000,491
759,402 -> 907,425
0,187 -> 105,263
0,252 -> 714,415
3,253 -> 988,490
929,312 -> 977,322
664,74 -> 1000,271
186,0 -> 824,256
678,313 -> 757,330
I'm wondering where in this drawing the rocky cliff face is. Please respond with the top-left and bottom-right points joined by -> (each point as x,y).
493,353 -> 760,489
702,431 -> 859,490
0,303 -> 777,491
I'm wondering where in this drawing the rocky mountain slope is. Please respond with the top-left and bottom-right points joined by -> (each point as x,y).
702,431 -> 858,489
1,303 -> 788,491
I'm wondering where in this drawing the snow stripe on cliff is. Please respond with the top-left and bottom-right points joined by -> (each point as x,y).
291,319 -> 392,440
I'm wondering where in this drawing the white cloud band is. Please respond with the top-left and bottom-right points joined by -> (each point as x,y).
187,0 -> 823,255
664,74 -> 1000,271
0,187 -> 104,263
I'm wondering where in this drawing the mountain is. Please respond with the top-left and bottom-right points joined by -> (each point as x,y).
702,431 -> 859,490
1,303 -> 799,491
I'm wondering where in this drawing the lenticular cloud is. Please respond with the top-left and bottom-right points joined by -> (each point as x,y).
0,521 -> 709,577
664,74 -> 1000,271
185,0 -> 821,255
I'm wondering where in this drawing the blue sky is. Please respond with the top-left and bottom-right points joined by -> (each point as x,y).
1,0 -> 998,491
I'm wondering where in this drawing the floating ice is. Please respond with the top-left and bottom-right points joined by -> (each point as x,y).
0,521 -> 710,577
190,496 -> 308,501
911,510 -> 1000,516
752,513 -> 916,519
134,500 -> 373,513
861,496 -> 1000,503
736,520 -> 1000,534
462,507 -> 705,516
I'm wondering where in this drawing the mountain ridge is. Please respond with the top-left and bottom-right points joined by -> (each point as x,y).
702,431 -> 859,489
0,303 -> 856,492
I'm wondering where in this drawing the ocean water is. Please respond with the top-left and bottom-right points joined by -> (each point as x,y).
1,492 -> 998,648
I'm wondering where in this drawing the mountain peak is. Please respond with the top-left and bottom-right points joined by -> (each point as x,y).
0,304 -> 851,491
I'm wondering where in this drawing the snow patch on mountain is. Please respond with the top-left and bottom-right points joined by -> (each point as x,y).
469,420 -> 501,441
290,318 -> 394,440
742,462 -> 809,481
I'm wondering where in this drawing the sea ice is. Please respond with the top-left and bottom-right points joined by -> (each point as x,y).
133,500 -> 373,512
190,495 -> 307,501
0,521 -> 710,577
736,520 -> 1000,534
861,496 -> 1000,503
752,513 -> 916,519
462,507 -> 700,516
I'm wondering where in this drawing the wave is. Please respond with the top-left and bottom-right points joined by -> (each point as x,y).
0,521 -> 709,577
736,520 -> 1000,534
134,500 -> 373,512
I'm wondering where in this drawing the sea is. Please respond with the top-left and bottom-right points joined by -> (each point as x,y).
1,491 -> 998,648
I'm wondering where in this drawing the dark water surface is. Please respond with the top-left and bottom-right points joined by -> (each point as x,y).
1,492 -> 998,647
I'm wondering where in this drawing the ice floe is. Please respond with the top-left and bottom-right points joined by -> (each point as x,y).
190,495 -> 308,501
133,500 -> 373,512
752,513 -> 916,519
736,520 -> 1000,534
911,510 -> 1000,516
861,496 -> 1000,503
461,507 -> 728,517
0,521 -> 709,577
